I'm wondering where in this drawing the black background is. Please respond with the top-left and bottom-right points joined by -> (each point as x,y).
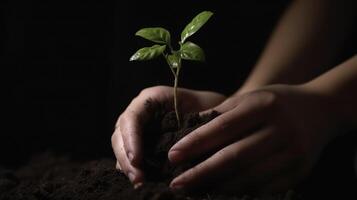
1,0 -> 291,167
1,0 -> 356,179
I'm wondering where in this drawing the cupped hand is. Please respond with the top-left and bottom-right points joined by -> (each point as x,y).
111,85 -> 226,187
168,84 -> 340,193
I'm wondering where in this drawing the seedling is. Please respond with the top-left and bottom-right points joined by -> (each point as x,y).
130,11 -> 213,127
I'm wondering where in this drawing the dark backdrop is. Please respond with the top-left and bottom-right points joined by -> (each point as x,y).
1,0 -> 291,167
1,0 -> 355,171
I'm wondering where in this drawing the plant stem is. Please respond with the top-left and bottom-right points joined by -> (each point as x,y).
164,54 -> 177,77
174,65 -> 181,128
164,54 -> 181,128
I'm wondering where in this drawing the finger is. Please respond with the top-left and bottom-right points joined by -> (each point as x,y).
111,128 -> 125,165
187,90 -> 226,112
118,89 -> 167,166
119,109 -> 144,167
200,94 -> 245,115
118,87 -> 176,166
111,128 -> 130,173
168,96 -> 268,164
116,161 -> 122,171
159,88 -> 226,114
112,128 -> 144,186
118,86 -> 222,167
170,127 -> 276,191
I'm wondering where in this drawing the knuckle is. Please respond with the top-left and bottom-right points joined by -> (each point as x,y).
118,114 -> 126,126
140,85 -> 169,96
259,91 -> 278,107
214,117 -> 230,132
264,91 -> 278,106
151,85 -> 170,92
138,88 -> 150,96
118,115 -> 128,132
248,90 -> 279,110
111,133 -> 116,144
111,132 -> 120,146
119,112 -> 137,131
115,114 -> 123,129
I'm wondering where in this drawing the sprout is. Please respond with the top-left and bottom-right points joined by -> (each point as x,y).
130,11 -> 214,127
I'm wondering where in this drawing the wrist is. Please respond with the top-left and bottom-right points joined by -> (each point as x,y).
300,81 -> 355,137
302,56 -> 357,133
235,81 -> 267,96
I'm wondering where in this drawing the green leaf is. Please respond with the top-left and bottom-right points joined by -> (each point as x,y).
180,41 -> 205,62
135,27 -> 171,44
130,45 -> 166,61
166,53 -> 181,68
181,11 -> 213,43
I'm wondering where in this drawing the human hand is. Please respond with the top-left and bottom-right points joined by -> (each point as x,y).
111,86 -> 226,187
168,84 -> 340,193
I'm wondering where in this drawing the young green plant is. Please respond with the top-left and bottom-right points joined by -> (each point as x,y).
130,11 -> 213,127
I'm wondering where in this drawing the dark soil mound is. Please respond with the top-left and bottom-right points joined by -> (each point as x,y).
142,110 -> 220,183
0,153 -> 300,200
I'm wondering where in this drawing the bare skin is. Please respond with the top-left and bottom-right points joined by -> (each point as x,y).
169,56 -> 357,192
112,0 -> 357,193
111,86 -> 226,187
239,0 -> 356,93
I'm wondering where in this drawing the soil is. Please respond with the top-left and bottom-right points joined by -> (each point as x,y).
0,153 -> 300,200
0,107 -> 304,200
3,104 -> 356,199
142,110 -> 221,183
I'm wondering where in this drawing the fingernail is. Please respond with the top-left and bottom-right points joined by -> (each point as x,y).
128,152 -> 134,162
134,182 -> 143,189
168,150 -> 183,163
128,172 -> 136,182
170,181 -> 184,191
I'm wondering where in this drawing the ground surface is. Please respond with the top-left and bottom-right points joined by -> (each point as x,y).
1,110 -> 356,200
0,153 -> 301,200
